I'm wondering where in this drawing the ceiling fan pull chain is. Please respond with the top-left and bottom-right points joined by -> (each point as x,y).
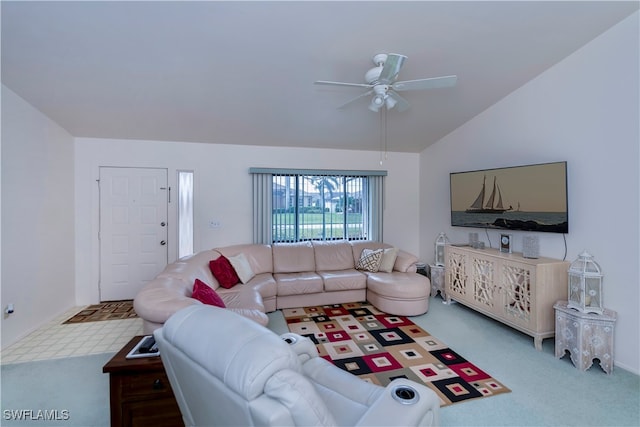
379,109 -> 384,165
384,108 -> 388,161
379,108 -> 389,165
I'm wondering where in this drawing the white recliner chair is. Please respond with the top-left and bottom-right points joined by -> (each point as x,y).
154,305 -> 440,427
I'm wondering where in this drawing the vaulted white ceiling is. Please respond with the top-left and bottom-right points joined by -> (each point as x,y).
2,1 -> 637,153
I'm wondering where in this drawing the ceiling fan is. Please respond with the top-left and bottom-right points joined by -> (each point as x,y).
315,53 -> 457,112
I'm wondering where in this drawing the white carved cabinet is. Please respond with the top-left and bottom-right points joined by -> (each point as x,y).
445,245 -> 569,350
554,301 -> 617,374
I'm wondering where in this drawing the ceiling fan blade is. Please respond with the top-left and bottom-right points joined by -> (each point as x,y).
315,80 -> 372,89
378,54 -> 407,84
337,90 -> 374,109
392,75 -> 457,91
388,91 -> 410,112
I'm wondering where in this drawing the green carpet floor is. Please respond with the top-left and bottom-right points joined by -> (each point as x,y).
1,298 -> 638,426
1,353 -> 112,426
268,299 -> 640,426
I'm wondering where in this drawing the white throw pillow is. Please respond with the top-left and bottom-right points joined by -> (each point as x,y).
356,249 -> 383,272
378,247 -> 398,273
227,253 -> 255,284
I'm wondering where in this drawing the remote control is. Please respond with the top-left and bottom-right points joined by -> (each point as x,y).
138,336 -> 156,353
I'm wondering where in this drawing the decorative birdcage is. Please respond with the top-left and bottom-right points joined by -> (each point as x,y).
567,251 -> 604,314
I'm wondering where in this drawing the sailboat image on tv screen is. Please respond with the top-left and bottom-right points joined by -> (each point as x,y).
466,175 -> 511,214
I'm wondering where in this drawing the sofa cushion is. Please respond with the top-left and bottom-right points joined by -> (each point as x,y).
350,242 -> 418,273
312,240 -> 355,271
350,241 -> 391,262
242,273 -> 278,299
209,256 -> 240,288
317,270 -> 367,292
192,279 -> 226,308
356,248 -> 383,272
215,244 -> 273,275
366,272 -> 430,299
274,272 -> 323,296
228,253 -> 256,284
273,242 -> 315,273
208,283 -> 269,326
220,288 -> 266,312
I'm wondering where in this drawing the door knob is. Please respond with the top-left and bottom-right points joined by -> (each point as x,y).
160,240 -> 166,246
160,222 -> 166,227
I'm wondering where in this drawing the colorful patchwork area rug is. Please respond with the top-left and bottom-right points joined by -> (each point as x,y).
283,302 -> 510,407
63,300 -> 137,324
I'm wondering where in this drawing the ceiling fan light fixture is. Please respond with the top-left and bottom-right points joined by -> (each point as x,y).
385,96 -> 397,110
369,95 -> 384,112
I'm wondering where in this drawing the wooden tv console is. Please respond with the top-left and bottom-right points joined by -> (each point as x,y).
445,245 -> 569,350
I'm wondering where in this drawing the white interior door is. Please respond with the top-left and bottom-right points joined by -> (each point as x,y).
99,167 -> 168,301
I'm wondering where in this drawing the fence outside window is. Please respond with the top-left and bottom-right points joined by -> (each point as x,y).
250,168 -> 386,244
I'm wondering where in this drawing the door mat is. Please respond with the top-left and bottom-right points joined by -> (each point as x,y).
283,302 -> 510,407
63,300 -> 137,324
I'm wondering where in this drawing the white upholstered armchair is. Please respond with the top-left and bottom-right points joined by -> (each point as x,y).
154,305 -> 440,427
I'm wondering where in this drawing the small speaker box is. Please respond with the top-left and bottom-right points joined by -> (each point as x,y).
469,232 -> 479,245
522,235 -> 539,259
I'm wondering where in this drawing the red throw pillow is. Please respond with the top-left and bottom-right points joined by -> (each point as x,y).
191,279 -> 226,308
209,256 -> 240,289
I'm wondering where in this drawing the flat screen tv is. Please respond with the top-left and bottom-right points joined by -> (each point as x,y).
450,161 -> 568,233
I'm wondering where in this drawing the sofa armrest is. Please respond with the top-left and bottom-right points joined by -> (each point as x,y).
133,277 -> 200,324
394,250 -> 419,273
280,333 -> 318,363
355,378 -> 439,427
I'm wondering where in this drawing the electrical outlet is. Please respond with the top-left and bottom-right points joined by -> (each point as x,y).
209,220 -> 222,229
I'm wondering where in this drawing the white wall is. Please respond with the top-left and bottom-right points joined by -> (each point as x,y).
420,13 -> 639,373
1,85 -> 76,349
75,138 -> 421,304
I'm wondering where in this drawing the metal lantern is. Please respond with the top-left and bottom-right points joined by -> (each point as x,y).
434,232 -> 449,267
567,250 -> 604,314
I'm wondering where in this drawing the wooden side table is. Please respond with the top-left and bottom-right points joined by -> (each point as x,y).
554,301 -> 617,374
103,336 -> 184,427
429,264 -> 446,300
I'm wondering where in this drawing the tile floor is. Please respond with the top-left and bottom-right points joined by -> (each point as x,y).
0,306 -> 143,364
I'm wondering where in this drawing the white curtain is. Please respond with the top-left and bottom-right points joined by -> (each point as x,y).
368,174 -> 385,242
252,173 -> 273,244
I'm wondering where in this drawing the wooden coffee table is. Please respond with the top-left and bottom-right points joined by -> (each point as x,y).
103,336 -> 184,427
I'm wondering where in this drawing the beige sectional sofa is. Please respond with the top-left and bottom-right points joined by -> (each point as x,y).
134,240 -> 430,334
